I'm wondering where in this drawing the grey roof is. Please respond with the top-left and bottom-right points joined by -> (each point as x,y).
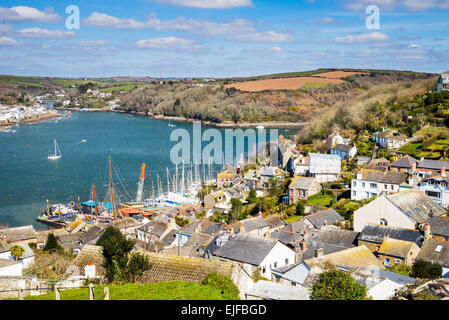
299,242 -> 349,262
280,220 -> 308,234
358,224 -> 424,247
416,239 -> 449,267
4,225 -> 37,243
331,144 -> 354,153
386,189 -> 446,223
354,267 -> 418,286
289,177 -> 318,190
245,280 -> 310,300
180,220 -> 202,236
428,216 -> 449,237
159,230 -> 177,245
305,209 -> 344,229
0,258 -> 21,269
359,170 -> 408,184
390,155 -> 418,168
374,129 -> 403,139
309,153 -> 341,174
260,167 -> 277,177
264,215 -> 285,229
317,226 -> 359,248
212,234 -> 279,266
80,227 -> 104,245
270,230 -> 301,247
238,216 -> 269,233
418,159 -> 449,171
138,221 -> 170,237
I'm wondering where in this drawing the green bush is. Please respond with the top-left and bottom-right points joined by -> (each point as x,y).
126,252 -> 151,283
411,260 -> 442,279
43,233 -> 63,253
201,273 -> 240,298
311,270 -> 367,300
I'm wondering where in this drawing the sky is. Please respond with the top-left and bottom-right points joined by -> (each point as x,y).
0,0 -> 448,78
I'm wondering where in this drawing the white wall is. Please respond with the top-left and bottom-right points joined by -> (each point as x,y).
259,242 -> 296,278
0,263 -> 22,277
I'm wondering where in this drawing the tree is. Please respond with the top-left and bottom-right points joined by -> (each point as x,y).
311,270 -> 367,300
246,189 -> 258,204
43,233 -> 63,253
10,245 -> 25,261
229,198 -> 243,223
126,252 -> 151,283
411,260 -> 442,279
295,200 -> 305,216
96,226 -> 136,283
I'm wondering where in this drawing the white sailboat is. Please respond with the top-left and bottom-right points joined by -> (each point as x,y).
48,139 -> 62,160
168,119 -> 176,127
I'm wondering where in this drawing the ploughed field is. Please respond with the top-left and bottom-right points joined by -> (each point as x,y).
225,71 -> 367,92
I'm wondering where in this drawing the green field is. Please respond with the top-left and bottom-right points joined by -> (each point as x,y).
7,281 -> 239,300
307,192 -> 335,207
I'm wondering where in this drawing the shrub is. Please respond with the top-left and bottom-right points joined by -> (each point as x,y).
311,270 -> 367,300
201,273 -> 240,298
126,252 -> 151,283
411,260 -> 442,279
43,233 -> 63,253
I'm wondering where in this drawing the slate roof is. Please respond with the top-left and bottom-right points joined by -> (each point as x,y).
309,153 -> 341,174
66,245 -> 105,277
305,209 -> 344,229
416,239 -> 449,267
374,129 -> 403,139
364,158 -> 390,172
428,216 -> 449,237
359,170 -> 408,184
212,234 -> 279,266
317,226 -> 359,248
386,189 -> 446,223
138,221 -> 170,238
390,155 -> 418,169
270,230 -> 301,247
111,216 -> 143,229
245,280 -> 310,300
418,159 -> 449,171
331,144 -> 354,153
280,220 -> 308,234
264,215 -> 285,229
140,252 -> 235,283
4,225 -> 37,243
289,176 -> 318,190
358,224 -> 425,247
304,245 -> 385,270
378,238 -> 416,259
237,216 -> 268,233
80,226 -> 104,245
180,220 -> 202,236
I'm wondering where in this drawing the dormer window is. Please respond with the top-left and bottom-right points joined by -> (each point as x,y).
435,244 -> 443,253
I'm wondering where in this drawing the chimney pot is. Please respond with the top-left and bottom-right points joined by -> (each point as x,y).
315,247 -> 324,259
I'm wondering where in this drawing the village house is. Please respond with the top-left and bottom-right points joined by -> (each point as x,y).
136,219 -> 179,247
288,176 -> 322,205
264,215 -> 286,234
389,155 -> 418,173
271,137 -> 295,172
364,158 -> 391,172
351,170 -> 409,201
330,143 -> 357,160
357,224 -> 425,254
232,216 -> 269,237
353,188 -> 446,232
415,238 -> 449,277
327,132 -> 350,147
376,237 -> 421,267
373,129 -> 408,149
204,190 -> 231,211
293,154 -> 309,176
427,216 -> 449,241
416,159 -> 449,178
302,208 -> 345,230
205,233 -> 296,280
216,166 -> 237,188
437,72 -> 449,93
111,216 -> 144,238
418,173 -> 449,208
306,153 -> 341,183
1,225 -> 37,245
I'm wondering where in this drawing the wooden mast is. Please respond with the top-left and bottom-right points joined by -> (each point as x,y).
92,182 -> 98,216
109,154 -> 116,219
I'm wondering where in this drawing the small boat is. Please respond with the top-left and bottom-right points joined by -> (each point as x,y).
256,125 -> 264,130
81,139 -> 87,143
48,139 -> 62,160
168,120 -> 176,127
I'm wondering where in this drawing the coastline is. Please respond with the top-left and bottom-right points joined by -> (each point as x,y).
0,112 -> 61,130
55,107 -> 304,129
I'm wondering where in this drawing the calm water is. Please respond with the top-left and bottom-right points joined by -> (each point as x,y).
0,111 -> 297,229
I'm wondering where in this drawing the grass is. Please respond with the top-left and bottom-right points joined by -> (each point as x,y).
8,281 -> 239,300
398,142 -> 421,153
283,215 -> 302,224
302,82 -> 330,89
307,193 -> 335,207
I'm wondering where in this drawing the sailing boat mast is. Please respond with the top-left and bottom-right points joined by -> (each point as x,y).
108,154 -> 116,219
92,182 -> 98,216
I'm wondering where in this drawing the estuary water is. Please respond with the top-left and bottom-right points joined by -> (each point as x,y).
0,111 -> 297,229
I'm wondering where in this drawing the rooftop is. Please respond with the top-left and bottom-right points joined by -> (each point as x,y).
378,238 -> 416,259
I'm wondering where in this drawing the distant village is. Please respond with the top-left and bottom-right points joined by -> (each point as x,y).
0,72 -> 448,301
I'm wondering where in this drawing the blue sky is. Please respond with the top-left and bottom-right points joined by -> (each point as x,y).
0,0 -> 448,77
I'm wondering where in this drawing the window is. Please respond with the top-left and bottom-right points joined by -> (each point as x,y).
274,262 -> 278,268
262,266 -> 266,274
435,245 -> 443,253
379,218 -> 388,226
384,258 -> 390,267
395,259 -> 401,264
376,245 -> 381,252
370,183 -> 377,188
285,258 -> 289,265
362,182 -> 365,188
426,191 -> 441,198
353,181 -> 357,187
384,184 -> 387,189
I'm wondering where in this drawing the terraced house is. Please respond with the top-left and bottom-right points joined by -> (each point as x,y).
351,170 -> 409,201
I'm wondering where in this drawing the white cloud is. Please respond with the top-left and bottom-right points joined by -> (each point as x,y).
147,0 -> 254,9
231,31 -> 295,43
83,12 -> 254,35
343,0 -> 449,11
335,31 -> 390,43
135,36 -> 196,50
0,6 -> 61,23
78,40 -> 109,46
0,36 -> 18,46
14,28 -> 76,39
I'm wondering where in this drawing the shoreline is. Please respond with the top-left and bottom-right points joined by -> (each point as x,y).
55,107 -> 304,129
0,112 -> 61,129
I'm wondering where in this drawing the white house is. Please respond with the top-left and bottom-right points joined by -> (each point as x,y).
353,188 -> 446,232
437,72 -> 449,93
418,174 -> 449,208
0,258 -> 22,277
330,144 -> 357,160
351,170 -> 409,201
373,129 -> 408,149
307,153 -> 341,183
206,234 -> 296,279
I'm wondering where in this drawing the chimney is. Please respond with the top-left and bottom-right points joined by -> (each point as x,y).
323,220 -> 328,226
420,157 -> 424,162
385,233 -> 389,239
441,166 -> 446,177
315,247 -> 324,259
424,224 -> 431,240
411,162 -> 416,173
301,238 -> 308,252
